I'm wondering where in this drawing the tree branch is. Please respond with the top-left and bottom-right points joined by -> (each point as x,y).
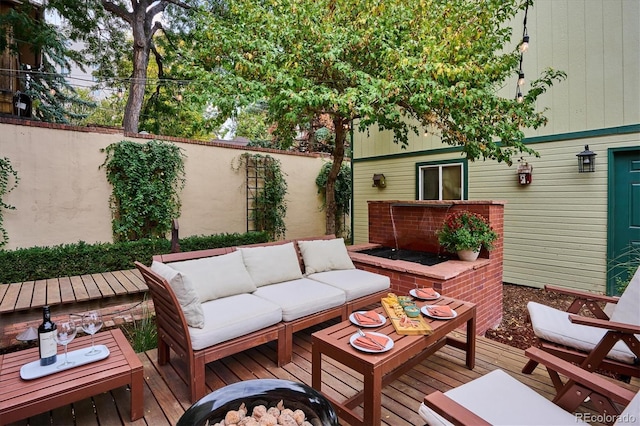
148,21 -> 164,42
101,0 -> 133,25
163,0 -> 192,9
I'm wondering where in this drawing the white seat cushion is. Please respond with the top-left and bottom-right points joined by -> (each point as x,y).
616,391 -> 640,425
298,238 -> 355,274
189,293 -> 282,351
151,261 -> 204,329
252,278 -> 346,321
239,242 -> 303,287
528,301 -> 638,364
418,369 -> 587,426
307,269 -> 390,301
169,250 -> 256,302
610,266 -> 640,326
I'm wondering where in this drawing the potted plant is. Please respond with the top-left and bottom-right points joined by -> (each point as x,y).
437,210 -> 498,261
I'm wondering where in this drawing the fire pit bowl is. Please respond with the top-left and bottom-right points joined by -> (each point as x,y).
176,379 -> 339,426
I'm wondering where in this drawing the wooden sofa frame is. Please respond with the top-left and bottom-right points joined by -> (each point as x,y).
135,236 -> 389,402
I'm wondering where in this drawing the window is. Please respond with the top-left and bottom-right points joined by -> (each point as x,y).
418,162 -> 464,200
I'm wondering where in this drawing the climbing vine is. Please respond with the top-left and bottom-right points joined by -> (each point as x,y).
0,157 -> 19,248
316,161 -> 352,238
236,153 -> 288,240
101,140 -> 185,242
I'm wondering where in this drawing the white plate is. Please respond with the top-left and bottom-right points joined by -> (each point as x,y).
410,288 -> 441,300
421,305 -> 458,320
20,345 -> 110,380
349,332 -> 394,353
349,311 -> 386,328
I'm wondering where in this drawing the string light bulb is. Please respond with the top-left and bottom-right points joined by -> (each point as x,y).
519,35 -> 530,53
518,71 -> 525,87
516,90 -> 524,103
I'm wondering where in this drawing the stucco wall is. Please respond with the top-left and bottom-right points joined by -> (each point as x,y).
0,120 -> 328,250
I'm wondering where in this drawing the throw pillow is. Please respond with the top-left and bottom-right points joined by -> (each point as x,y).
239,242 -> 303,287
151,261 -> 205,328
298,238 -> 355,274
169,250 -> 257,302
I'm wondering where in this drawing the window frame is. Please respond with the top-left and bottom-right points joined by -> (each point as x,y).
415,159 -> 468,201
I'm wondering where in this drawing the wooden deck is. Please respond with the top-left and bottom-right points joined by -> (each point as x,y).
4,323 -> 638,426
0,270 -> 147,344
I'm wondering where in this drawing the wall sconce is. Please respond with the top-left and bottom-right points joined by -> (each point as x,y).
577,145 -> 597,173
517,158 -> 533,185
372,173 -> 386,188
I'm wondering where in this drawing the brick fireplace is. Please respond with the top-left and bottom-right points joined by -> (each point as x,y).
349,200 -> 505,335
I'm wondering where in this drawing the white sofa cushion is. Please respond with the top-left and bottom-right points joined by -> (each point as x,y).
418,369 -> 587,426
151,261 -> 205,329
169,250 -> 256,302
527,301 -> 638,364
252,278 -> 346,321
307,269 -> 390,301
189,293 -> 282,351
298,238 -> 355,274
239,242 -> 303,287
610,266 -> 640,326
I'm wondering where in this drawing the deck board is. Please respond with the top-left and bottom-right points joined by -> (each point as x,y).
6,328 -> 637,426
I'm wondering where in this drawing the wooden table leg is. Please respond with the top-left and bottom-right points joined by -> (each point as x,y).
363,367 -> 382,426
312,341 -> 321,391
130,363 -> 144,421
466,311 -> 476,369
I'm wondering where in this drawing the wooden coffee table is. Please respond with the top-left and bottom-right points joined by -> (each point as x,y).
311,296 -> 476,426
0,328 -> 143,425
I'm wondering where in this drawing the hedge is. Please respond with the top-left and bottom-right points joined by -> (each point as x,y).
0,231 -> 269,283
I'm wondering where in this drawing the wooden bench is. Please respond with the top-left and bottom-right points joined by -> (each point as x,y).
0,269 -> 148,345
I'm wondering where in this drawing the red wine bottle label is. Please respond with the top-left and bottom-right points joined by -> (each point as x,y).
39,331 -> 57,358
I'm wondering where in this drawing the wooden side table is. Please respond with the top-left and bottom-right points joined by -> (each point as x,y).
0,328 -> 143,425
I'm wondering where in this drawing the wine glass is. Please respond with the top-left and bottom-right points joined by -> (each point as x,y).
82,310 -> 103,356
54,317 -> 78,369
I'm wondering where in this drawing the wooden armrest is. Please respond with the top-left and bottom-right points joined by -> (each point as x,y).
544,285 -> 620,304
525,347 -> 635,405
423,392 -> 491,426
568,315 -> 640,334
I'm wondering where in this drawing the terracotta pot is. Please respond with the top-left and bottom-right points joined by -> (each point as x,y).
457,248 -> 480,261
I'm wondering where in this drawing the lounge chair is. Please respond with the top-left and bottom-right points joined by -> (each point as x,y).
522,266 -> 640,379
419,347 -> 639,426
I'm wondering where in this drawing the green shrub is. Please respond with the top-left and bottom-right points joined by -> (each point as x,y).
0,231 -> 269,283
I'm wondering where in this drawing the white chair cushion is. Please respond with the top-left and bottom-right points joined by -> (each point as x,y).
239,242 -> 303,287
418,369 -> 587,425
298,238 -> 355,274
189,293 -> 282,351
151,261 -> 205,329
169,250 -> 256,302
252,278 -> 346,321
307,269 -> 390,301
616,391 -> 640,425
610,266 -> 640,326
528,301 -> 638,364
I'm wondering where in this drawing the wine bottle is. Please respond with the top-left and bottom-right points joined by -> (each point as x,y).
38,305 -> 57,366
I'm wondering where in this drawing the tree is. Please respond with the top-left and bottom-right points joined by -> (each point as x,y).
47,0 -> 195,133
178,0 -> 565,235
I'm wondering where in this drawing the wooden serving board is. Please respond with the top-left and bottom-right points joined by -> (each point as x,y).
381,297 -> 433,335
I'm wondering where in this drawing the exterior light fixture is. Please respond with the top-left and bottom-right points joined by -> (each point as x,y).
516,90 -> 524,103
517,158 -> 533,185
577,145 -> 597,173
519,35 -> 530,53
517,71 -> 525,87
372,173 -> 386,188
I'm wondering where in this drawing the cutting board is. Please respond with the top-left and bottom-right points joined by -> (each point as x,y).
381,297 -> 433,335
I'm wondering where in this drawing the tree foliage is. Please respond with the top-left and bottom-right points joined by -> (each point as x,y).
176,0 -> 565,234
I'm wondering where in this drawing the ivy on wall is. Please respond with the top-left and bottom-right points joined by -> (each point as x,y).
101,140 -> 185,241
0,157 -> 19,248
236,153 -> 288,240
316,161 -> 351,239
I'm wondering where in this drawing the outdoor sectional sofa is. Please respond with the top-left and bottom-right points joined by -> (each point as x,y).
134,235 -> 390,402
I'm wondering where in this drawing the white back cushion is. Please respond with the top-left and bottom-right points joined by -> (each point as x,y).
610,266 -> 640,326
151,261 -> 204,328
169,250 -> 256,302
298,238 -> 355,274
239,242 -> 303,287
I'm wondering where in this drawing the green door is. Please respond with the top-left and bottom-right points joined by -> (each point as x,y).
608,148 -> 640,295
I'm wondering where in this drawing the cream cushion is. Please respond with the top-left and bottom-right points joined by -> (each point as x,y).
239,242 -> 303,287
418,369 -> 587,426
169,250 -> 256,302
527,301 -> 638,364
252,278 -> 346,321
151,261 -> 205,329
307,269 -> 390,301
189,293 -> 282,351
609,266 -> 640,326
298,238 -> 355,274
